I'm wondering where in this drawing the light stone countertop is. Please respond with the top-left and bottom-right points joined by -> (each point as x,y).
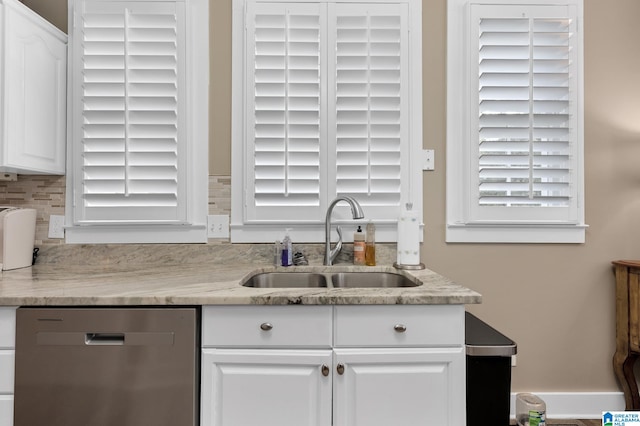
0,244 -> 481,306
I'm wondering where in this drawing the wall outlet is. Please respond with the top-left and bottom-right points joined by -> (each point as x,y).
48,215 -> 65,239
207,215 -> 230,239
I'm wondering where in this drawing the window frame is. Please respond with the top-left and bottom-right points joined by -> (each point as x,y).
64,0 -> 209,244
446,0 -> 586,244
231,0 -> 424,243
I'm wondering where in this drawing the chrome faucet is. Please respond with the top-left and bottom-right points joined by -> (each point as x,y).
324,196 -> 365,266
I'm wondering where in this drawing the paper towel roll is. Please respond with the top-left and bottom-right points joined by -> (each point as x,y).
397,207 -> 420,265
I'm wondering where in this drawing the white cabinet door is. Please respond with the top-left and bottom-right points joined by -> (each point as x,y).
333,347 -> 466,426
202,348 -> 332,426
0,395 -> 13,426
2,0 -> 67,174
0,350 -> 14,394
0,307 -> 16,426
0,307 -> 16,348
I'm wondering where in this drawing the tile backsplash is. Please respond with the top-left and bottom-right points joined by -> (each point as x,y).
0,175 -> 396,266
0,175 -> 65,245
0,175 -> 232,245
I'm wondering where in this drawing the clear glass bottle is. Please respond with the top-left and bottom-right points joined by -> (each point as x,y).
365,222 -> 376,266
274,240 -> 282,266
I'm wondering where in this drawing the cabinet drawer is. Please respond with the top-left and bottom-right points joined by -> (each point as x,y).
202,306 -> 332,348
0,395 -> 13,426
0,307 -> 17,348
334,305 -> 464,347
0,350 -> 14,394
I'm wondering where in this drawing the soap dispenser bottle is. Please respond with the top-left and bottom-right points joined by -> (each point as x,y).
353,226 -> 365,265
281,229 -> 293,267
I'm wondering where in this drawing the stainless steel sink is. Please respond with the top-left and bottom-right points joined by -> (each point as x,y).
331,272 -> 420,288
242,271 -> 421,288
242,272 -> 328,288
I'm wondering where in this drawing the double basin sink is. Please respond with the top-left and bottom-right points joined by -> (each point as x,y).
242,271 -> 420,289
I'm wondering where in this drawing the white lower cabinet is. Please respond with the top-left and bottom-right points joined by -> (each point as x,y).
201,349 -> 332,426
201,304 -> 466,426
0,395 -> 13,426
333,347 -> 464,426
0,307 -> 16,426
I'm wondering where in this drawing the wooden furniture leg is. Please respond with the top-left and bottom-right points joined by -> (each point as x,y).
613,262 -> 640,410
614,350 -> 640,409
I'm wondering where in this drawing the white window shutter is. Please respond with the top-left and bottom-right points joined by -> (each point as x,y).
469,4 -> 579,224
232,0 -> 422,242
245,2 -> 326,222
328,3 -> 410,220
73,1 -> 187,224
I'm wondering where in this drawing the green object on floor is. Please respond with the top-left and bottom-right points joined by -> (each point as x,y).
529,410 -> 546,426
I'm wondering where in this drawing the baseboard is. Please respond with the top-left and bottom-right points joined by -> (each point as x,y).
509,392 -> 625,419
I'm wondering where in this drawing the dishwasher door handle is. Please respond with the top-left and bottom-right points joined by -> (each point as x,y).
86,333 -> 125,345
36,331 -> 175,346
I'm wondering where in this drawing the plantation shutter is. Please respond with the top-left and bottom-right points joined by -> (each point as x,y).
469,4 -> 579,224
73,1 -> 186,224
328,3 -> 410,220
245,2 -> 326,222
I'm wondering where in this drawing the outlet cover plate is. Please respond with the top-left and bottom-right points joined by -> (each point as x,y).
422,149 -> 435,171
48,215 -> 65,239
207,215 -> 230,239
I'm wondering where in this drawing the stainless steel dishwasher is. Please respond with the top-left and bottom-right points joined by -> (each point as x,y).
13,307 -> 199,426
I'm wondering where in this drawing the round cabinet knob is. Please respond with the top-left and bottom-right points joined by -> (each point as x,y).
321,365 -> 330,377
260,322 -> 273,331
336,363 -> 345,375
394,324 -> 407,333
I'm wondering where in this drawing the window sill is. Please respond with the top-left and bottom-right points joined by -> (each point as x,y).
231,222 -> 423,244
65,224 -> 208,244
446,223 -> 587,244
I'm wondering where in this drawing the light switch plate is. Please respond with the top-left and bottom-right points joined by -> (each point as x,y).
207,215 -> 230,239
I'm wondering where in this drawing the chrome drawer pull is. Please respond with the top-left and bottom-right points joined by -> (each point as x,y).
260,322 -> 273,331
322,365 -> 330,377
394,324 -> 407,333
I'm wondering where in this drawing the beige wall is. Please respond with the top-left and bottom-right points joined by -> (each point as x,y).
424,0 -> 640,392
432,0 -> 640,392
25,0 -> 640,393
21,0 -> 66,32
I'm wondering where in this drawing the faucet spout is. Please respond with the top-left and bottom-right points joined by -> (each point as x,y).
324,196 -> 365,266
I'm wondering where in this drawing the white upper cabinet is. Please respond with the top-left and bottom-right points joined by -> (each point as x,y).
0,0 -> 67,175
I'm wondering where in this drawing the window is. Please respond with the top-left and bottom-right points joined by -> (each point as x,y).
446,0 -> 585,243
231,0 -> 423,243
65,0 -> 208,243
